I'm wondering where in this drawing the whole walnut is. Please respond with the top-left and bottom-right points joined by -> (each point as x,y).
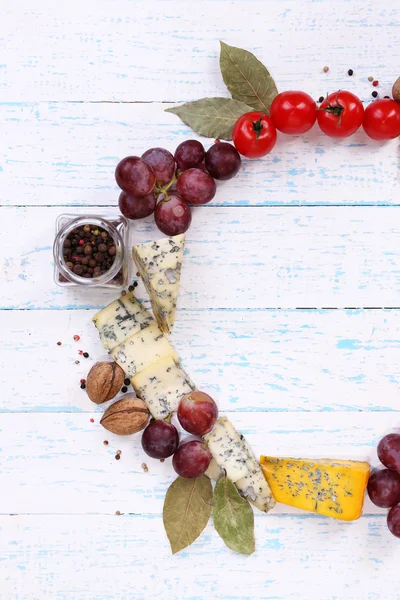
393,76 -> 400,103
86,361 -> 125,404
100,396 -> 149,435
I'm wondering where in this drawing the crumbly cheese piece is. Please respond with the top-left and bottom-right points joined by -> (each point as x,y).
110,323 -> 179,379
93,292 -> 154,351
132,234 -> 185,334
260,457 -> 370,521
131,356 -> 195,419
205,458 -> 224,482
235,437 -> 275,513
204,417 -> 252,483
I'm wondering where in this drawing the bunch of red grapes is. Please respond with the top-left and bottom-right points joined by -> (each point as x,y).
141,391 -> 218,479
367,433 -> 400,538
115,140 -> 241,236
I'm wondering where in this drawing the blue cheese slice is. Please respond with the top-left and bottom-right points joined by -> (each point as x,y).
132,234 -> 185,334
93,292 -> 154,351
131,356 -> 195,419
235,436 -> 275,513
204,417 -> 252,483
110,323 -> 179,378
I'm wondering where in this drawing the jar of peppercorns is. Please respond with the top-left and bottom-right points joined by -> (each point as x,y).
53,214 -> 128,288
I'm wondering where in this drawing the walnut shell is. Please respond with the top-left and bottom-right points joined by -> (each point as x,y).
392,76 -> 400,103
100,396 -> 149,435
86,361 -> 125,404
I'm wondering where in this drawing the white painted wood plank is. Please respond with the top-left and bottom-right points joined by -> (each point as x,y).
2,206 -> 400,309
0,412 -> 394,515
2,308 -> 400,412
1,514 -> 398,600
1,0 -> 398,102
0,102 -> 398,207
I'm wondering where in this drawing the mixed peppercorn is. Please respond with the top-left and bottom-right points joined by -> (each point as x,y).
63,224 -> 117,279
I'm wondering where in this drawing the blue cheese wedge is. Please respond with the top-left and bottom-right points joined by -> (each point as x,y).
205,458 -> 224,482
110,323 -> 179,378
204,417 -> 252,483
235,436 -> 275,513
93,292 -> 154,351
132,234 -> 185,334
131,356 -> 195,419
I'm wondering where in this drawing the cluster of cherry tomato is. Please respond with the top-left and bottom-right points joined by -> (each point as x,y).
232,91 -> 400,159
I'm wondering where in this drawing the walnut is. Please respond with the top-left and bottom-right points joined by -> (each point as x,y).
86,361 -> 125,404
393,77 -> 400,103
100,396 -> 149,435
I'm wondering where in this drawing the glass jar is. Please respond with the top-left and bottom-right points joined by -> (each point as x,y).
53,213 -> 129,288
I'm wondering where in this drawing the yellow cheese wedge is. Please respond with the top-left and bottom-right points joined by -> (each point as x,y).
260,457 -> 370,521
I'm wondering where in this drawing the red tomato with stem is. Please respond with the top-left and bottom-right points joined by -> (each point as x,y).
317,91 -> 364,138
270,91 -> 317,134
363,99 -> 400,140
232,112 -> 277,158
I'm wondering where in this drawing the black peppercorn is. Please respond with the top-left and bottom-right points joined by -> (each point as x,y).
318,96 -> 324,103
133,281 -> 138,288
115,454 -> 121,460
372,91 -> 378,98
80,383 -> 86,389
348,69 -> 353,76
121,386 -> 128,393
124,378 -> 130,386
83,352 -> 89,358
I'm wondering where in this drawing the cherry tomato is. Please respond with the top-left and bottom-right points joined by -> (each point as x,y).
363,99 -> 400,140
232,112 -> 277,158
270,91 -> 317,134
317,91 -> 364,138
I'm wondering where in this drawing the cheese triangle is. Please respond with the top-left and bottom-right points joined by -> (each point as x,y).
132,234 -> 185,334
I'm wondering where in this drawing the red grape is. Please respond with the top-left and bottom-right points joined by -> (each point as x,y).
388,503 -> 400,538
141,420 -> 179,459
378,433 -> 400,472
174,140 -> 205,171
115,156 -> 156,197
205,142 -> 241,180
177,391 -> 218,436
119,191 -> 157,220
176,168 -> 216,206
141,148 -> 175,185
367,469 -> 400,508
154,194 -> 192,236
172,440 -> 212,478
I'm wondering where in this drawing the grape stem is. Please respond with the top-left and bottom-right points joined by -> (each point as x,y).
155,176 -> 177,201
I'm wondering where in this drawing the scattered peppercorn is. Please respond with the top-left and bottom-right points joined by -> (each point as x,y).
141,463 -> 149,472
57,341 -> 62,346
128,285 -> 134,292
136,272 -> 140,277
116,450 -> 122,455
73,334 -> 80,341
348,69 -> 353,76
384,95 -> 390,99
373,80 -> 379,87
75,360 -> 80,365
78,349 -> 83,355
372,91 -> 378,98
80,383 -> 86,390
124,378 -> 130,386
103,440 -> 109,446
115,510 -> 121,516
160,459 -> 165,463
318,96 -> 324,103
323,66 -> 329,73
121,386 -> 128,393
83,352 -> 89,358
80,378 -> 86,385
133,281 -> 138,288
115,454 -> 121,460
121,290 -> 127,296
90,418 -> 94,423
368,76 -> 374,82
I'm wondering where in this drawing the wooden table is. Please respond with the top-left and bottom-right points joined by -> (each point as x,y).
1,1 -> 399,598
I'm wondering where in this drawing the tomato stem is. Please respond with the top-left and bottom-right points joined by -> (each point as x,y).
252,115 -> 265,139
318,92 -> 344,127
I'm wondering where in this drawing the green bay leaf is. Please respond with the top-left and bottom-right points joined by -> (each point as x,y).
220,41 -> 278,112
165,97 -> 254,140
213,475 -> 255,555
163,475 -> 212,554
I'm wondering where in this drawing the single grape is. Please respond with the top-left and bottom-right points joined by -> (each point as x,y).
388,504 -> 400,538
174,140 -> 205,171
141,420 -> 179,459
115,156 -> 156,197
119,190 -> 157,220
141,148 -> 175,185
205,142 -> 241,180
378,433 -> 400,472
172,440 -> 212,478
154,194 -> 192,236
176,168 -> 216,206
177,391 -> 218,436
367,469 -> 400,508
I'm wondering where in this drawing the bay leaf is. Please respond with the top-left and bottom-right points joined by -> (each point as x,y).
219,41 -> 278,112
213,475 -> 255,555
163,475 -> 212,554
165,97 -> 254,140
